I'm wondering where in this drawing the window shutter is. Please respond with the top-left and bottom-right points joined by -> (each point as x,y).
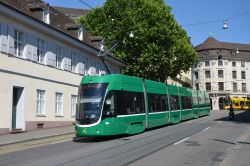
7,25 -> 15,55
63,49 -> 69,70
78,62 -> 85,75
0,22 -> 8,53
47,41 -> 56,66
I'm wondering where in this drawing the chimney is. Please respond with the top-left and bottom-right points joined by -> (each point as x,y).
78,26 -> 83,41
43,7 -> 50,24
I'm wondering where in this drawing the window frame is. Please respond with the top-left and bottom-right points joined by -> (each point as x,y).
37,38 -> 45,63
232,71 -> 237,79
36,89 -> 46,116
56,46 -> 63,69
55,92 -> 63,117
71,95 -> 77,117
241,71 -> 246,79
218,70 -> 224,78
205,70 -> 211,78
14,29 -> 24,57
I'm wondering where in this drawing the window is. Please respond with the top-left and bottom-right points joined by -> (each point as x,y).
218,60 -> 223,66
241,61 -> 245,67
218,70 -> 224,78
116,91 -> 145,115
55,93 -> 63,116
102,90 -> 145,116
233,83 -> 237,92
148,94 -> 169,112
195,83 -> 199,90
241,71 -> 246,79
242,83 -> 246,92
170,95 -> 180,110
195,71 -> 199,79
37,38 -> 45,63
218,55 -> 222,60
56,46 -> 63,68
71,52 -> 77,72
36,90 -> 45,116
205,60 -> 210,66
232,61 -> 236,67
205,70 -> 211,78
14,29 -> 24,57
218,82 -> 224,91
71,95 -> 77,117
206,82 -> 211,91
181,96 -> 192,110
232,71 -> 237,79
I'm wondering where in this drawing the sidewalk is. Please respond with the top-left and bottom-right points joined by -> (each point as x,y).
0,125 -> 75,146
220,120 -> 250,166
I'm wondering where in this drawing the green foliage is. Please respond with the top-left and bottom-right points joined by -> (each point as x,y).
77,0 -> 196,82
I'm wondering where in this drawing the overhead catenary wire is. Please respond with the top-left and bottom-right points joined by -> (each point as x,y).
182,11 -> 250,27
78,0 -> 93,9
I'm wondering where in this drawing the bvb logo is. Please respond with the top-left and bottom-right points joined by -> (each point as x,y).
82,128 -> 88,133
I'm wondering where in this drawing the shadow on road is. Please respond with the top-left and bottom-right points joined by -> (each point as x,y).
215,110 -> 250,124
72,134 -> 130,143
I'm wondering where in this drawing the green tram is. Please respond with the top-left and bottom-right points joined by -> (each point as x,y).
75,74 -> 210,137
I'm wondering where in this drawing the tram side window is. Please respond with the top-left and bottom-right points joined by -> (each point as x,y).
116,91 -> 145,115
162,95 -> 169,112
156,95 -> 162,112
148,94 -> 156,112
240,101 -> 244,107
148,94 -> 169,112
134,93 -> 144,114
181,96 -> 192,109
124,91 -> 134,114
171,95 -> 180,110
103,91 -> 117,117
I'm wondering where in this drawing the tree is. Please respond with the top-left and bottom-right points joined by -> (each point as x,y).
77,0 -> 196,82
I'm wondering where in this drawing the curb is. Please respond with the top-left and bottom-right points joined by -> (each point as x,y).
0,132 -> 74,147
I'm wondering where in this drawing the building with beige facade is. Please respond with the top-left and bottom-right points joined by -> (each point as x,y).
0,0 -> 125,134
193,37 -> 250,110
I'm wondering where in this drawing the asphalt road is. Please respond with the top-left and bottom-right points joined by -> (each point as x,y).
0,110 -> 249,166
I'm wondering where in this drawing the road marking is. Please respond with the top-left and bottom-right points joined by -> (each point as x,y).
174,137 -> 190,145
204,127 -> 211,131
217,121 -> 222,123
50,139 -> 72,145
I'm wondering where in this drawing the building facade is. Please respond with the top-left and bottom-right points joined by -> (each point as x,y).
193,37 -> 250,110
0,0 -> 125,134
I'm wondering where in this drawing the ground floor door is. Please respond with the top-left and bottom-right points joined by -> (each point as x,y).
210,98 -> 213,110
219,97 -> 224,110
12,87 -> 25,130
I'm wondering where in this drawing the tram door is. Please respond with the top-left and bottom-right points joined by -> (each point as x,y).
12,87 -> 25,130
218,97 -> 224,110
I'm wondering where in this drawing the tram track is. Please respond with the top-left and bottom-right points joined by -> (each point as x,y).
0,111 -> 228,166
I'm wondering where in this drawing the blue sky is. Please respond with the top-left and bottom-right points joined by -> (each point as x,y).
44,0 -> 250,46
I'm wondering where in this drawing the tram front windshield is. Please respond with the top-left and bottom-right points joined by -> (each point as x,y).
76,83 -> 108,125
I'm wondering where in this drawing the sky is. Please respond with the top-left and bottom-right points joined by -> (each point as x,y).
44,0 -> 250,46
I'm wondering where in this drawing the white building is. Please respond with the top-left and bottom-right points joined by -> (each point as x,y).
0,0 -> 125,134
193,37 -> 250,110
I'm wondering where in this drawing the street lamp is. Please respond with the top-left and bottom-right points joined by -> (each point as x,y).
222,20 -> 228,29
